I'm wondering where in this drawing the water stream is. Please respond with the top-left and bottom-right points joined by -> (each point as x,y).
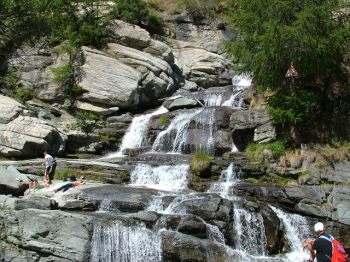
91,221 -> 162,262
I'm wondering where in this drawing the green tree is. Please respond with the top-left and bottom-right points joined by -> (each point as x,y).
226,0 -> 350,141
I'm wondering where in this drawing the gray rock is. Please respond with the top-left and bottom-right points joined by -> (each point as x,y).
0,95 -> 24,124
107,113 -> 134,124
254,122 -> 276,143
161,230 -> 240,262
0,194 -> 53,210
174,47 -> 232,88
110,20 -> 174,63
131,210 -> 159,227
177,216 -> 208,239
163,96 -> 200,111
79,47 -> 142,108
230,109 -> 275,151
0,165 -> 30,195
182,80 -> 199,91
0,116 -> 66,157
0,209 -> 93,261
330,190 -> 350,225
74,101 -> 119,116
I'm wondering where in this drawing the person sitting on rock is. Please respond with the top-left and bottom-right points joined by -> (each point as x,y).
54,179 -> 85,193
28,178 -> 49,193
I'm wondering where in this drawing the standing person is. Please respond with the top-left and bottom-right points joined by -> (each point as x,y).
311,222 -> 333,262
43,151 -> 53,182
303,222 -> 346,262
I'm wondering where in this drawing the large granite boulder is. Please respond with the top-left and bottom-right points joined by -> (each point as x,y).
106,43 -> 178,104
8,46 -> 66,101
0,166 -> 30,195
79,47 -> 142,108
0,209 -> 93,261
174,47 -> 232,88
0,115 -> 66,157
0,95 -> 24,124
165,13 -> 232,54
110,19 -> 174,63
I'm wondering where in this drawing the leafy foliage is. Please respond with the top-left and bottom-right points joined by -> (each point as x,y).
110,0 -> 149,25
226,0 -> 350,130
75,111 -> 104,135
268,88 -> 319,125
11,87 -> 37,103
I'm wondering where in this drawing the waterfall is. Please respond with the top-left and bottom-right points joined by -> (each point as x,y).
222,91 -> 243,107
98,199 -> 113,212
152,109 -> 204,154
203,93 -> 223,106
105,107 -> 168,158
130,164 -> 190,191
270,206 -> 310,261
208,162 -> 237,198
91,221 -> 162,262
233,207 -> 268,256
232,74 -> 252,88
206,223 -> 226,244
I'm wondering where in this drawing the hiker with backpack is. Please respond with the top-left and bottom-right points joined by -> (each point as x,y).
303,222 -> 347,262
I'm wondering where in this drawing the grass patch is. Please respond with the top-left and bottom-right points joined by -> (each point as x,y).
11,86 -> 37,103
190,152 -> 213,178
245,174 -> 296,185
246,140 -> 285,161
159,115 -> 171,126
75,111 -> 105,135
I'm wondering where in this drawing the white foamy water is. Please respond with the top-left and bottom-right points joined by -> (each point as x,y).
206,222 -> 226,244
152,109 -> 202,153
104,107 -> 168,158
203,93 -> 223,106
208,163 -> 237,198
98,199 -> 113,212
232,74 -> 252,88
130,163 -> 190,191
233,206 -> 268,256
270,206 -> 311,262
91,221 -> 162,262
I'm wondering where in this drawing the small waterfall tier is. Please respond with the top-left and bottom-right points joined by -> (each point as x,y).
91,221 -> 162,262
270,206 -> 311,261
130,163 -> 190,191
233,206 -> 268,256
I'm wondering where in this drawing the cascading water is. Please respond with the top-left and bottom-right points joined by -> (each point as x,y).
98,199 -> 113,212
270,206 -> 311,261
203,93 -> 223,106
152,109 -> 202,153
208,162 -> 237,198
105,107 -> 168,158
130,163 -> 190,191
233,207 -> 268,256
90,221 -> 162,262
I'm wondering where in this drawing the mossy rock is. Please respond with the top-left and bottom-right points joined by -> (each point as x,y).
190,153 -> 213,178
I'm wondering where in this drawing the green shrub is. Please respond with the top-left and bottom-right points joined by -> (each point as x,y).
0,70 -> 18,89
75,111 -> 104,135
159,115 -> 171,126
11,86 -> 37,102
110,0 -> 149,25
190,152 -> 213,177
148,9 -> 163,27
52,61 -> 84,98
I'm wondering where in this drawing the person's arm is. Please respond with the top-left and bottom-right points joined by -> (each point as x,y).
303,239 -> 316,261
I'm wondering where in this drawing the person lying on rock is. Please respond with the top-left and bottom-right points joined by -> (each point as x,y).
54,180 -> 85,193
